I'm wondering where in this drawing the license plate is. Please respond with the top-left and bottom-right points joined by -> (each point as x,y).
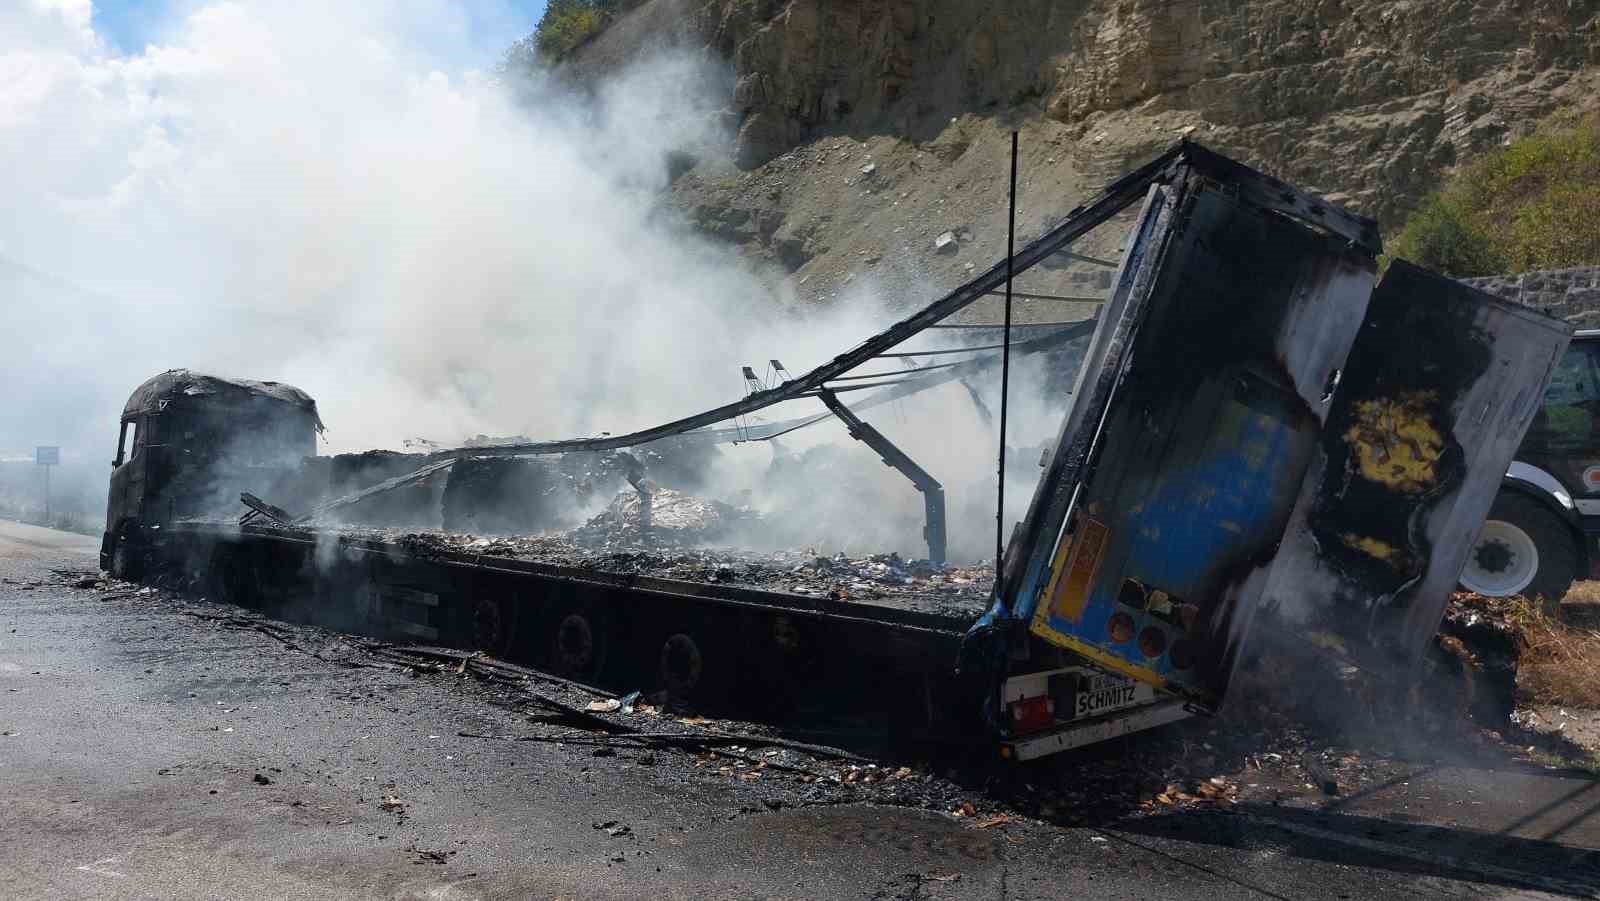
1073,673 -> 1146,719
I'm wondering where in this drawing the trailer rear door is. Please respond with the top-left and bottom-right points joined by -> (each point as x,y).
1255,261 -> 1572,678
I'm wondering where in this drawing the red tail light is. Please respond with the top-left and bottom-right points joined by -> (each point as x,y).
1009,695 -> 1055,734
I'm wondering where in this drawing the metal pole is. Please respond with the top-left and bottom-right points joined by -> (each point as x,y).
997,130 -> 1018,570
43,464 -> 51,521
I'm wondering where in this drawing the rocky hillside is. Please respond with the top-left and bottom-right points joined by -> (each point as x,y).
568,0 -> 1600,304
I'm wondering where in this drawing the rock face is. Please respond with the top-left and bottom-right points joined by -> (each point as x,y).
697,0 -> 1596,221
568,0 -> 1598,296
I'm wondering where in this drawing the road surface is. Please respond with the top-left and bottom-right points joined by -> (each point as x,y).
3,518 -> 1599,899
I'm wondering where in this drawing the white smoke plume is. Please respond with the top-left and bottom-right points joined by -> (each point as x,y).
1,0 -> 1076,560
3,1 -> 886,443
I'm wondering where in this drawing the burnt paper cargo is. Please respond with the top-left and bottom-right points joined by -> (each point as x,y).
99,142 -> 1570,761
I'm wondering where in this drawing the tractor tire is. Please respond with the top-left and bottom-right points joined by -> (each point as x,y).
109,538 -> 143,583
1459,493 -> 1577,612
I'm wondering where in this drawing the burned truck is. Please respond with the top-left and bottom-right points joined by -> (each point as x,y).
103,372 -> 324,580
101,143 -> 1571,760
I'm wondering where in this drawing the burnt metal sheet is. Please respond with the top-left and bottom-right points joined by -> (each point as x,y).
1256,261 -> 1572,678
1016,176 -> 1379,707
297,459 -> 457,524
122,368 -> 323,428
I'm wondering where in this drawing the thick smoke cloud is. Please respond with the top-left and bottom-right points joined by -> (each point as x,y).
1,0 -> 1069,560
4,1 -> 830,447
3,9 -> 860,469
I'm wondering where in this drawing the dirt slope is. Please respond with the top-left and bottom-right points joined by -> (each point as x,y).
569,0 -> 1600,303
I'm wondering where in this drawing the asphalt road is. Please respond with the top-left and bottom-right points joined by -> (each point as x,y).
4,518 -> 1600,899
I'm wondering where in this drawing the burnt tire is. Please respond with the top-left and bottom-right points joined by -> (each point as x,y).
469,596 -> 517,658
657,632 -> 706,704
546,604 -> 609,683
654,627 -> 739,711
1460,493 -> 1577,611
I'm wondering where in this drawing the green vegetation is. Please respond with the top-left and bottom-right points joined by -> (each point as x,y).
504,0 -> 641,68
536,0 -> 606,62
1390,112 -> 1600,277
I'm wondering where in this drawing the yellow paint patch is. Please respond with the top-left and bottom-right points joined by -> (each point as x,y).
1029,624 -> 1171,693
1033,526 -> 1080,631
1341,534 -> 1398,561
1342,392 -> 1444,494
1050,518 -> 1109,624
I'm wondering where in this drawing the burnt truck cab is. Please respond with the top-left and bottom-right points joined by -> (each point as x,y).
101,369 -> 322,579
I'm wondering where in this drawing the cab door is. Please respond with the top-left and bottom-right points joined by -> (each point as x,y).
106,416 -> 147,531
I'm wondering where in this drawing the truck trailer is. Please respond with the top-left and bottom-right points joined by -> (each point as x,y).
100,143 -> 1572,760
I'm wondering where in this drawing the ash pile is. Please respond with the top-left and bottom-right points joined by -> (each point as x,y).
1234,590 -> 1526,746
567,485 -> 761,550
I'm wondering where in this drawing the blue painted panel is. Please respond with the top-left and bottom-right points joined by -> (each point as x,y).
1036,370 -> 1314,696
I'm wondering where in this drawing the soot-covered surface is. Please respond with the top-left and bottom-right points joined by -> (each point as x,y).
340,526 -> 996,625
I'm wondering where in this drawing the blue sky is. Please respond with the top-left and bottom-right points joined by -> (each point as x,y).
90,0 -> 550,66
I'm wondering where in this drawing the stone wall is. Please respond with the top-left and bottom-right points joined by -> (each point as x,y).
1464,267 -> 1600,325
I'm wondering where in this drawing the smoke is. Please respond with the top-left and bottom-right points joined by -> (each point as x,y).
2,5 -> 865,497
1,1 -> 1087,560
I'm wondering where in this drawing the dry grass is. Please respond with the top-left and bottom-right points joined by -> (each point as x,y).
1510,594 -> 1600,709
1562,581 -> 1600,606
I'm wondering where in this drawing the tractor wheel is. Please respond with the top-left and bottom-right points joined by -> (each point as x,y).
1459,493 -> 1577,613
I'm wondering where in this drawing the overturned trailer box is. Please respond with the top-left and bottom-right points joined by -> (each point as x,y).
102,143 -> 1571,761
983,145 -> 1570,757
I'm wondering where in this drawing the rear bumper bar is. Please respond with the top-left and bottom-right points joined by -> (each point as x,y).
1001,700 -> 1190,761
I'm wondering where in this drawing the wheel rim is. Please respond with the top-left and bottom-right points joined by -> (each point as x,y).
1460,519 -> 1539,597
552,612 -> 596,674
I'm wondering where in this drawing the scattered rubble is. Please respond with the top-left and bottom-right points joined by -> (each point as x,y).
360,525 -> 994,621
410,848 -> 455,865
